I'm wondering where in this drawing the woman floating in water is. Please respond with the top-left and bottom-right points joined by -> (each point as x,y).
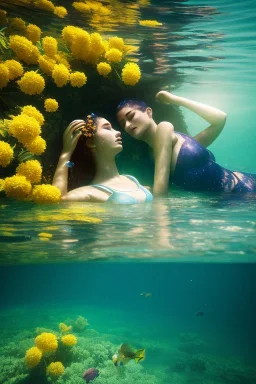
117,92 -> 256,196
52,115 -> 152,204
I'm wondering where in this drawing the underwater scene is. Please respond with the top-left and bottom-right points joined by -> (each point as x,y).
0,0 -> 256,383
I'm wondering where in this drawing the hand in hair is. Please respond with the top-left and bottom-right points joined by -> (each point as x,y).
63,120 -> 84,155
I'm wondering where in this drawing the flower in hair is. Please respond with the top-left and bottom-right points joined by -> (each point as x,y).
80,114 -> 97,137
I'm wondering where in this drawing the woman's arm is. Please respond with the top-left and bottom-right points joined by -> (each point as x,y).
52,120 -> 84,195
153,122 -> 174,197
156,91 -> 227,147
61,187 -> 91,202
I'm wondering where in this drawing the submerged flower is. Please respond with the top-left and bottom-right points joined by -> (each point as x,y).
4,60 -> 23,80
43,36 -> 58,58
139,20 -> 162,27
9,35 -> 40,65
9,114 -> 41,144
97,62 -> 111,76
17,71 -> 45,95
4,175 -> 32,200
121,62 -> 141,86
44,98 -> 58,112
34,0 -> 55,12
26,24 -> 41,43
46,362 -> 65,377
54,6 -> 68,18
105,48 -> 122,63
0,63 -> 9,89
16,160 -> 42,184
70,71 -> 87,87
25,347 -> 42,368
32,184 -> 61,204
24,136 -> 46,155
61,334 -> 77,347
22,105 -> 45,126
108,37 -> 125,51
0,141 -> 14,167
35,332 -> 58,353
52,64 -> 70,87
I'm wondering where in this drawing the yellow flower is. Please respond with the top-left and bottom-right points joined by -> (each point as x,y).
9,114 -> 41,144
0,63 -> 9,89
43,36 -> 58,58
71,31 -> 91,61
54,53 -> 70,70
26,24 -> 41,43
25,347 -> 42,368
139,20 -> 162,27
105,48 -> 122,63
38,55 -> 56,75
9,17 -> 26,34
70,72 -> 87,87
4,175 -> 32,200
22,105 -> 45,126
59,323 -> 72,333
46,362 -> 65,377
34,0 -> 55,12
16,160 -> 42,184
38,232 -> 52,238
32,184 -> 61,204
108,37 -> 125,51
24,136 -> 46,155
0,179 -> 5,191
97,62 -> 112,76
61,334 -> 77,347
90,32 -> 105,56
0,10 -> 8,26
18,71 -> 45,95
54,6 -> 68,18
9,35 -> 40,65
121,62 -> 141,86
44,98 -> 58,112
0,141 -> 14,167
35,332 -> 58,353
52,64 -> 70,87
4,60 -> 23,80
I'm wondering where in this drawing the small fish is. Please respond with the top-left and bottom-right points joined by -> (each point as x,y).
196,311 -> 204,316
112,344 -> 145,366
140,292 -> 152,298
83,368 -> 99,383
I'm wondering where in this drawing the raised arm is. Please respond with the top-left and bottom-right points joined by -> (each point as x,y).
156,91 -> 227,147
153,121 -> 174,197
52,120 -> 84,196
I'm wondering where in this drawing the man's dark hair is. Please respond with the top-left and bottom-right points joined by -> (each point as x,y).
116,99 -> 148,113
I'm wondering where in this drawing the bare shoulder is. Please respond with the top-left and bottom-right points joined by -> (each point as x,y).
61,185 -> 104,202
156,121 -> 175,139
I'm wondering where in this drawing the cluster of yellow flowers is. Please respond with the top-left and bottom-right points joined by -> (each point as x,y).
24,324 -> 77,377
0,60 -> 23,89
34,0 -> 68,18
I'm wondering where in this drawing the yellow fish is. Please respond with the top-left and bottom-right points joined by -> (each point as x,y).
112,344 -> 145,366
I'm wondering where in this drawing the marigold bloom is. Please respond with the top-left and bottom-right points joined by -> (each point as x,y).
105,48 -> 122,63
54,53 -> 70,70
24,136 -> 46,155
109,37 -> 125,51
22,105 -> 45,126
32,184 -> 61,204
16,160 -> 42,184
25,347 -> 42,368
17,71 -> 45,95
44,98 -> 58,112
9,17 -> 26,34
0,64 -> 9,89
26,24 -> 41,43
61,334 -> 77,347
35,332 -> 58,353
52,64 -> 70,87
43,36 -> 58,58
54,6 -> 68,18
139,20 -> 162,27
4,60 -> 23,80
38,55 -> 56,75
70,72 -> 87,87
0,141 -> 14,167
121,62 -> 141,86
9,114 -> 41,144
97,62 -> 112,76
9,35 -> 40,65
34,0 -> 55,12
4,175 -> 32,200
46,362 -> 65,377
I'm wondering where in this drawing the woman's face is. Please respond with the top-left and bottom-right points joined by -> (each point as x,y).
117,106 -> 152,140
93,118 -> 122,156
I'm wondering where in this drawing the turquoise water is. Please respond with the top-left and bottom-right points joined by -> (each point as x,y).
1,0 -> 256,383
